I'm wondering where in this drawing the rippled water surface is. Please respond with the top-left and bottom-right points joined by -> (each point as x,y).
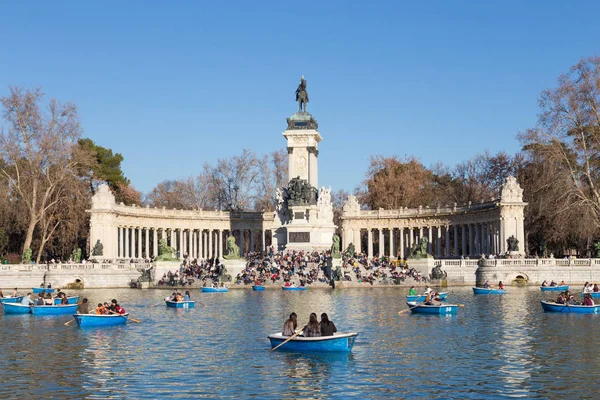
2,286 -> 600,399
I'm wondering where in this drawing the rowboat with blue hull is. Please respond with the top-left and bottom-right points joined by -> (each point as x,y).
166,300 -> 195,308
472,287 -> 506,295
407,292 -> 448,302
2,303 -> 31,314
282,286 -> 307,291
268,332 -> 358,352
1,296 -> 24,304
252,285 -> 265,291
30,304 -> 79,316
540,285 -> 569,292
201,287 -> 228,293
406,302 -> 458,315
581,292 -> 600,298
32,288 -> 55,294
540,300 -> 600,313
53,296 -> 79,305
73,313 -> 129,327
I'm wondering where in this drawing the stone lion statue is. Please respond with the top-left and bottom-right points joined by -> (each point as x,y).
224,235 -> 240,259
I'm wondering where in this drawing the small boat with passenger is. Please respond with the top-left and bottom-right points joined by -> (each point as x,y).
540,285 -> 569,292
540,300 -> 600,313
73,313 -> 129,327
267,332 -> 358,352
32,287 -> 55,294
581,292 -> 600,299
30,304 -> 79,316
2,302 -> 32,314
166,300 -> 195,308
53,296 -> 79,305
472,287 -> 506,295
406,301 -> 458,315
1,296 -> 24,304
252,285 -> 265,291
201,287 -> 228,293
407,292 -> 448,302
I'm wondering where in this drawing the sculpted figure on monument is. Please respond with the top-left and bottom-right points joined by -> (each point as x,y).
507,235 -> 519,252
408,237 -> 430,259
92,240 -> 103,256
331,234 -> 341,258
295,75 -> 309,113
224,235 -> 240,259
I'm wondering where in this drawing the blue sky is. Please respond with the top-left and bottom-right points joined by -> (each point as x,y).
1,1 -> 598,194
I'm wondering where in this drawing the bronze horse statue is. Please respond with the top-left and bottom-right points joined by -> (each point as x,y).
295,76 -> 309,113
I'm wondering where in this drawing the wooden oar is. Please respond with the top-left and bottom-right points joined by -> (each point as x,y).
398,303 -> 421,315
270,329 -> 303,352
150,302 -> 165,307
109,310 -> 141,323
64,318 -> 75,326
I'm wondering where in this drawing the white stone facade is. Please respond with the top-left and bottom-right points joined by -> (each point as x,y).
340,176 -> 527,259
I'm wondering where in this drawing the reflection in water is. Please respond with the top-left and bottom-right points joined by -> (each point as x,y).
2,286 -> 600,398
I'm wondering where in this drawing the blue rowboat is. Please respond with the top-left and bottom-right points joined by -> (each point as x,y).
53,296 -> 79,305
32,288 -> 55,294
166,300 -> 195,308
581,292 -> 600,298
201,287 -> 228,293
541,300 -> 600,314
540,285 -> 569,292
282,286 -> 307,291
252,285 -> 265,291
1,296 -> 24,304
30,304 -> 79,316
268,332 -> 358,352
2,303 -> 32,314
406,302 -> 458,315
407,292 -> 448,302
472,287 -> 506,295
73,313 -> 129,327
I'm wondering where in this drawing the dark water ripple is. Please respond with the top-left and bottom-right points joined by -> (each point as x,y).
2,286 -> 600,398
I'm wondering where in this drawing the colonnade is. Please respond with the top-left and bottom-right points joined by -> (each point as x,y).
115,227 -> 271,260
345,221 -> 502,259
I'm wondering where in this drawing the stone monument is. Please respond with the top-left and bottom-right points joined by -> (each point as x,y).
272,76 -> 336,251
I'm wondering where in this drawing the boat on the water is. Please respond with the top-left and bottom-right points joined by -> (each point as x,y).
407,292 -> 448,302
540,285 -> 569,292
166,300 -> 195,308
30,304 -> 78,316
472,287 -> 506,295
541,300 -> 600,313
32,288 -> 55,294
73,313 -> 129,327
53,296 -> 79,305
201,287 -> 228,293
267,332 -> 358,352
252,285 -> 265,291
1,296 -> 24,304
581,292 -> 600,298
406,301 -> 458,315
2,302 -> 31,314
282,286 -> 307,291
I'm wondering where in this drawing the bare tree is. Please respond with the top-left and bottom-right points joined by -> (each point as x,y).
0,87 -> 82,256
255,149 -> 288,211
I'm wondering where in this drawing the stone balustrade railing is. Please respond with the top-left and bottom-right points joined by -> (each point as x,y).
433,258 -> 600,268
109,203 -> 273,221
0,263 -> 147,272
348,201 -> 498,219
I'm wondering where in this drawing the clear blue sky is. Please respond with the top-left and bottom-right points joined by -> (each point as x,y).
1,1 -> 598,194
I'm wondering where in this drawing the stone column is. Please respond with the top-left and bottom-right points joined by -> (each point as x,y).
218,229 -> 223,259
468,224 -> 474,256
427,227 -> 433,254
262,229 -> 266,253
378,229 -> 384,257
116,227 -> 121,257
399,228 -> 404,259
136,228 -> 141,259
367,229 -> 373,258
250,230 -> 255,253
207,229 -> 212,259
152,229 -> 157,257
354,230 -> 361,254
453,225 -> 458,257
143,228 -> 148,259
389,228 -> 395,258
461,225 -> 466,257
237,230 -> 243,255
445,226 -> 450,257
475,224 -> 481,256
178,229 -> 183,260
419,227 -> 423,242
436,226 -> 442,258
124,227 -> 129,259
408,228 -> 414,249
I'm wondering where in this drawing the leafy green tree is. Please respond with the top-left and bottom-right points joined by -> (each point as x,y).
77,138 -> 129,193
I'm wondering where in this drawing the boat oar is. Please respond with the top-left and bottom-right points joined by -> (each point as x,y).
150,302 -> 165,307
398,303 -> 421,315
64,319 -> 75,326
109,310 -> 141,323
270,329 -> 303,352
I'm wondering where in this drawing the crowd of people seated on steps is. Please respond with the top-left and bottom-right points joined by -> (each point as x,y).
157,255 -> 226,286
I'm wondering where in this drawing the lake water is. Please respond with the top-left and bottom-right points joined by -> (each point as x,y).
1,286 -> 599,399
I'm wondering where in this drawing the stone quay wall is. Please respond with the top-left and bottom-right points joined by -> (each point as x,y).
0,263 -> 145,289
